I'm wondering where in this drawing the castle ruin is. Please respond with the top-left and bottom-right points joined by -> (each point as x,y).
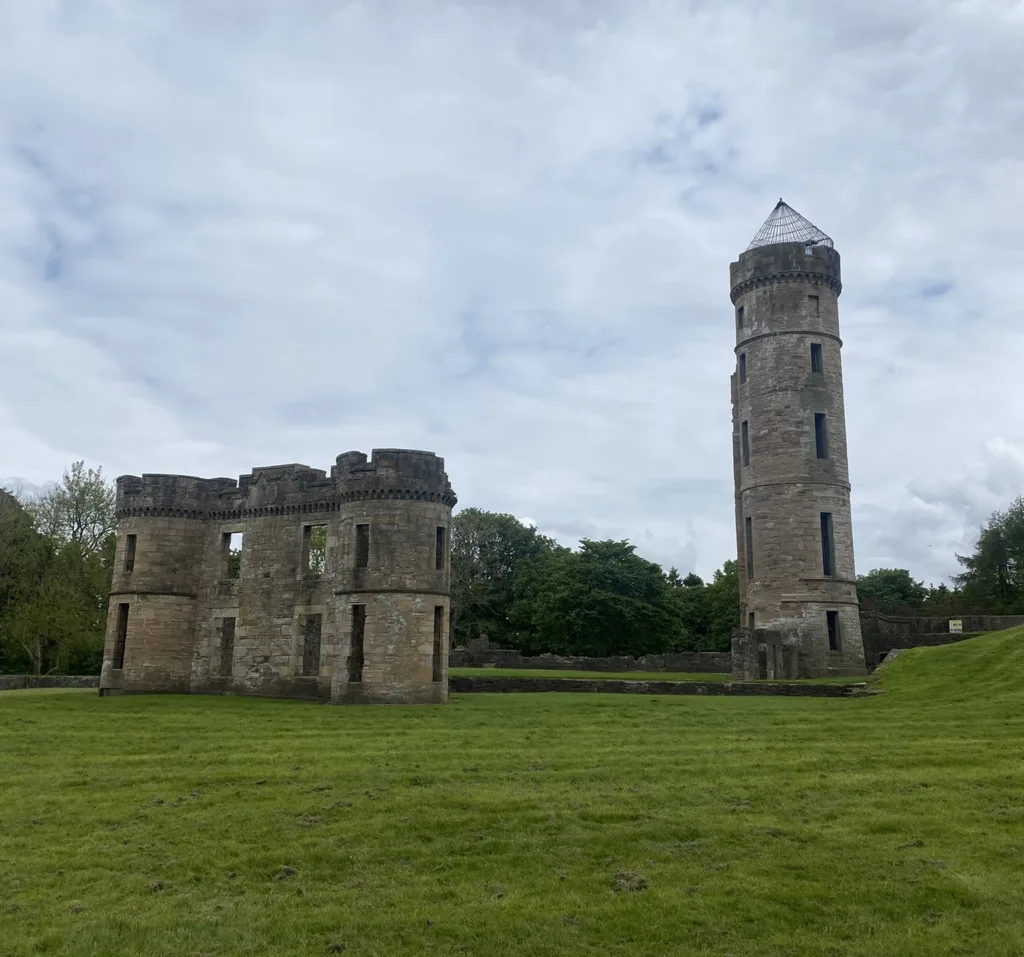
730,201 -> 867,678
98,449 -> 456,704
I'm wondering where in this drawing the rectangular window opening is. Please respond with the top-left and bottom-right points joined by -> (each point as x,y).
745,517 -> 754,579
301,613 -> 322,677
736,305 -> 744,329
220,617 -> 236,677
810,343 -> 823,375
435,526 -> 446,571
814,413 -> 829,460
222,532 -> 243,579
741,420 -> 750,467
433,606 -> 444,682
348,604 -> 365,683
354,524 -> 369,569
747,612 -> 755,632
827,610 -> 840,651
820,512 -> 835,578
124,534 -> 137,573
808,294 -> 820,316
738,353 -> 747,384
113,603 -> 129,669
303,524 -> 327,576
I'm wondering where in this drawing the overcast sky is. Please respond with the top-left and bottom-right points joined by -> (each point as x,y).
1,0 -> 1022,584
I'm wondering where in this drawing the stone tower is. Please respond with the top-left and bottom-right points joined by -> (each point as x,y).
99,448 -> 457,704
729,200 -> 866,677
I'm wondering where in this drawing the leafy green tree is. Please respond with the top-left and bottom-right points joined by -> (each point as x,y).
682,572 -> 704,587
666,566 -> 683,587
954,496 -> 1024,613
449,508 -> 558,646
25,460 -> 116,553
511,539 -> 683,657
1,466 -> 116,675
856,568 -> 927,612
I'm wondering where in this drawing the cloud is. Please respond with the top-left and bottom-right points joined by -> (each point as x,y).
1,0 -> 1022,584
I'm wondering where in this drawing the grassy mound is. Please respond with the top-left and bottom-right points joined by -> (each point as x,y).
1,629 -> 1022,957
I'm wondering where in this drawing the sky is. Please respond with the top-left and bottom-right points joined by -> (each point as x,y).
1,0 -> 1023,585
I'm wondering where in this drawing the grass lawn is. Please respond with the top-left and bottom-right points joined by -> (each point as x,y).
1,629 -> 1022,957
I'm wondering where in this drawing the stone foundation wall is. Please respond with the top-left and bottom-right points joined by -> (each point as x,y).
0,675 -> 100,691
449,676 -> 864,697
448,647 -> 732,673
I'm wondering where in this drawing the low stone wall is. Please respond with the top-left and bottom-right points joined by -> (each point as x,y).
448,648 -> 732,674
449,676 -> 864,697
0,675 -> 100,691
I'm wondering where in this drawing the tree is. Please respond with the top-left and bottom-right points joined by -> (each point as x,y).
511,539 -> 683,657
856,568 -> 927,613
1,471 -> 115,676
449,508 -> 558,646
26,460 -> 116,553
682,572 -> 704,587
954,497 -> 1024,613
666,566 -> 683,587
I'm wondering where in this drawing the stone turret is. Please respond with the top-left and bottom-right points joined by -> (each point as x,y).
99,449 -> 457,704
729,200 -> 866,677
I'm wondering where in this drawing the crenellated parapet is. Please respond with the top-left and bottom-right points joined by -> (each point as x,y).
729,242 -> 842,303
116,451 -> 456,520
332,449 -> 457,507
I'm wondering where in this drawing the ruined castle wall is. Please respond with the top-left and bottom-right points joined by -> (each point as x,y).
100,450 -> 455,704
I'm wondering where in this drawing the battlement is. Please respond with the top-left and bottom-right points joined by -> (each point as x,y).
730,241 -> 841,302
332,449 -> 456,505
116,449 -> 456,517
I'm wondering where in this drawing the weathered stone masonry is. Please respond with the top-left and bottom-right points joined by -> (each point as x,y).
99,449 -> 457,704
730,202 -> 867,678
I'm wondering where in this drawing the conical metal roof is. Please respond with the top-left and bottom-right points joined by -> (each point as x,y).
745,198 -> 833,251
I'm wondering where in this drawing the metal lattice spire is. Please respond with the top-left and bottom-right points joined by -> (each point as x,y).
745,198 -> 833,251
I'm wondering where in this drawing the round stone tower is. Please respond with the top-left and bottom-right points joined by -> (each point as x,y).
329,449 -> 457,703
99,474 -> 210,695
729,200 -> 866,677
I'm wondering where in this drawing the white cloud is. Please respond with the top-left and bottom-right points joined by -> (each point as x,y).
1,0 -> 1022,584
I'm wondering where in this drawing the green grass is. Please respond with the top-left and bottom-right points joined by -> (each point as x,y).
1,629 -> 1023,957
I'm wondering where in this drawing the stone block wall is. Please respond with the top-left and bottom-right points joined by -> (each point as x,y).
730,230 -> 866,677
99,449 -> 456,705
448,645 -> 732,674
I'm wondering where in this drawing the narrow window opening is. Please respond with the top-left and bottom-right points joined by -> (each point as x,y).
124,534 -> 137,573
113,603 -> 129,669
738,353 -> 747,384
435,526 -> 446,571
810,343 -> 823,375
301,613 -> 322,677
354,524 -> 369,569
826,610 -> 840,651
820,512 -> 835,577
808,294 -> 820,316
348,605 -> 365,682
814,413 -> 828,459
745,517 -> 754,579
220,617 -> 236,677
736,305 -> 744,329
302,524 -> 327,576
747,612 -> 755,632
223,532 -> 243,579
741,420 -> 750,467
432,606 -> 444,682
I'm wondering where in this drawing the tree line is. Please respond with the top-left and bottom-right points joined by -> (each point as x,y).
1,463 -> 115,674
3,464 -> 1022,673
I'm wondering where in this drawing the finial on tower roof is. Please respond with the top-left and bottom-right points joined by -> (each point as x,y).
746,200 -> 833,251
